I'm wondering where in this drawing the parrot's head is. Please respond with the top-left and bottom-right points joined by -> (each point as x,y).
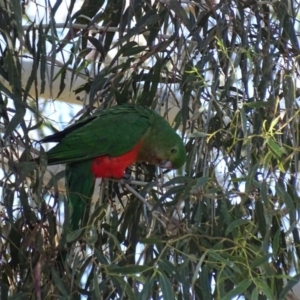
138,116 -> 186,170
157,136 -> 186,169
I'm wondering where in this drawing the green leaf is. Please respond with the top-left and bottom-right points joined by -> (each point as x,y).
12,161 -> 36,184
258,280 -> 276,300
106,265 -> 148,276
88,203 -> 107,226
191,177 -> 210,189
93,271 -> 102,299
272,228 -> 281,256
278,273 -> 300,300
168,0 -> 193,31
188,131 -> 209,138
159,259 -> 182,283
199,264 -> 211,299
20,186 -> 38,223
208,251 -> 233,266
94,248 -> 109,265
245,101 -> 274,108
162,176 -> 194,187
66,228 -> 84,243
87,36 -> 105,58
250,287 -> 259,300
267,138 -> 286,160
45,170 -> 65,189
225,219 -> 249,236
111,275 -> 136,300
113,11 -> 161,49
159,185 -> 186,202
276,184 -> 295,223
263,151 -> 273,168
122,44 -> 147,56
159,272 -> 174,300
4,108 -> 26,138
139,276 -> 155,300
8,292 -> 29,300
221,279 -> 251,300
51,267 -> 69,296
250,254 -> 271,269
139,237 -> 164,244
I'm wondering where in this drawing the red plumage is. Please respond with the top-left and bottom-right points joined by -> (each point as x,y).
91,141 -> 142,179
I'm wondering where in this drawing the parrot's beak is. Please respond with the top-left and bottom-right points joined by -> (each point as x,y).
159,160 -> 173,169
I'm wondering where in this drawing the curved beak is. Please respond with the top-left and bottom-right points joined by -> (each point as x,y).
159,160 -> 173,169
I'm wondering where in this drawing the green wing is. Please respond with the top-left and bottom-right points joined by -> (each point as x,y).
43,105 -> 154,165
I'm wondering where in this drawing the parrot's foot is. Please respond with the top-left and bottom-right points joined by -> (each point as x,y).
119,174 -> 134,185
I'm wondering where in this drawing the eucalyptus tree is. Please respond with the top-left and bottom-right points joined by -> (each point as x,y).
0,0 -> 300,299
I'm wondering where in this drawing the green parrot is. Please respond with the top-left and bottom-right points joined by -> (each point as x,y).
41,104 -> 186,230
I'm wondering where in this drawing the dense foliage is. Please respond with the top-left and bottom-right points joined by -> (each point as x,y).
1,0 -> 300,299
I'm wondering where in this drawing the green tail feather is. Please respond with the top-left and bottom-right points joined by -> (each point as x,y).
66,160 -> 95,231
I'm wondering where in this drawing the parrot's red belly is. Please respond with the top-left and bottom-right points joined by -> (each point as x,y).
91,141 -> 142,179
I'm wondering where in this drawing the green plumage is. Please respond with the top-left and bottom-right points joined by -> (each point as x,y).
65,161 -> 94,231
42,104 -> 186,231
43,105 -> 186,168
43,105 -> 153,164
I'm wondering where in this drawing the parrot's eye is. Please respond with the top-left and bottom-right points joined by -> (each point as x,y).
171,147 -> 177,154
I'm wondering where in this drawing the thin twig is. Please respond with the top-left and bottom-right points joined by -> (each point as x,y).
124,183 -> 153,211
110,178 -> 150,187
124,183 -> 169,228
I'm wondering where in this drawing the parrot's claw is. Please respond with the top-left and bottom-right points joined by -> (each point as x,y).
119,174 -> 134,185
